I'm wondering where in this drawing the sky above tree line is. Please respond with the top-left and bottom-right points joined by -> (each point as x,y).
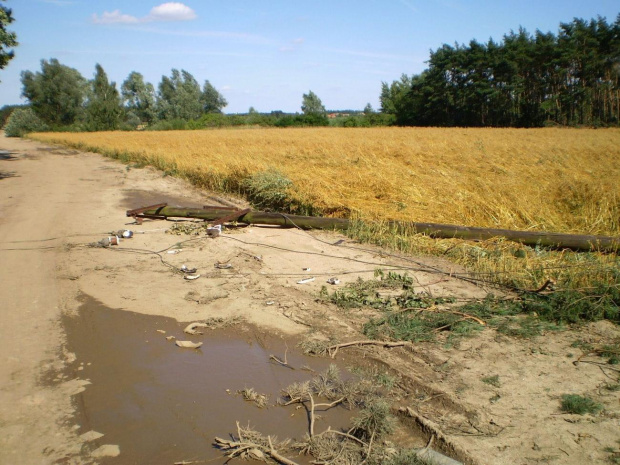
0,0 -> 618,114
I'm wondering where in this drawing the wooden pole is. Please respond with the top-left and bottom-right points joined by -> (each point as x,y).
390,221 -> 619,253
129,205 -> 619,253
133,205 -> 350,230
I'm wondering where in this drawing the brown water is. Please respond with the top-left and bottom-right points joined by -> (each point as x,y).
63,296 -> 355,464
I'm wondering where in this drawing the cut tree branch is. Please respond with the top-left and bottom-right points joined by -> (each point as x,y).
327,340 -> 413,358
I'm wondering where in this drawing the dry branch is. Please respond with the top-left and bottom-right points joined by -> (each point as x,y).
399,306 -> 486,326
317,427 -> 369,447
270,344 -> 294,369
326,340 -> 413,358
398,407 -> 474,465
214,422 -> 299,465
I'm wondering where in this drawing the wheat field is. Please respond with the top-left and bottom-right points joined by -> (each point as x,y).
32,127 -> 620,236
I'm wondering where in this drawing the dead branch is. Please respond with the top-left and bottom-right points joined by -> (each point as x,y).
317,427 -> 368,447
270,343 -> 294,369
433,318 -> 467,332
314,397 -> 346,409
327,340 -> 413,358
282,397 -> 303,406
309,394 -> 316,437
532,279 -> 556,293
268,436 -> 299,465
215,426 -> 300,465
398,406 -> 476,465
270,354 -> 294,369
574,359 -> 620,372
360,429 -> 375,465
400,306 -> 486,326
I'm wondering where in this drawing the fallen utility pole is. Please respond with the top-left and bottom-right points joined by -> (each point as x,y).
130,205 -> 350,231
128,204 -> 619,253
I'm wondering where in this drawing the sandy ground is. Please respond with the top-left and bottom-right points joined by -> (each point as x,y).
0,135 -> 618,465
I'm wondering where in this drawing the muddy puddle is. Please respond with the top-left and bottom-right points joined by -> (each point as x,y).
63,296 -> 356,464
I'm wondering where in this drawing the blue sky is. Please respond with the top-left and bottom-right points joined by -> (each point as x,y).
0,0 -> 618,113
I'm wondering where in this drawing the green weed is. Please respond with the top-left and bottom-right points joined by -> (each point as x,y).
481,375 -> 501,388
350,398 -> 394,442
560,394 -> 603,415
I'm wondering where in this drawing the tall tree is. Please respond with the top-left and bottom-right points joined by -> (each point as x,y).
0,0 -> 17,74
383,14 -> 620,127
200,80 -> 227,114
21,59 -> 87,126
156,69 -> 203,121
121,71 -> 157,123
301,90 -> 326,115
85,64 -> 123,131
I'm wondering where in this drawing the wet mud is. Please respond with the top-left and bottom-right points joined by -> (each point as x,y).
63,295 -> 354,464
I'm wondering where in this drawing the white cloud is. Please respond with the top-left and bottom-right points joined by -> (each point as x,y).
147,2 -> 197,22
92,10 -> 140,24
92,2 -> 196,25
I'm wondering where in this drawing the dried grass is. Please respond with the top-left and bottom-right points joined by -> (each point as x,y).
31,128 -> 620,291
30,127 -> 620,235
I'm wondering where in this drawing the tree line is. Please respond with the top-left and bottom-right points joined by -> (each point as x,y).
380,15 -> 620,127
16,59 -> 229,131
4,11 -> 619,132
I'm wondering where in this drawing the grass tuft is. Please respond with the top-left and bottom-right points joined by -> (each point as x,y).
560,394 -> 603,415
481,375 -> 501,388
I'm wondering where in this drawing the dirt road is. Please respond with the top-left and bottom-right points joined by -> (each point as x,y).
1,135 -> 618,465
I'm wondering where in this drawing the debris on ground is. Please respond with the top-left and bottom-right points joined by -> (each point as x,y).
111,229 -> 133,239
214,262 -> 233,269
183,273 -> 200,280
237,388 -> 270,408
184,322 -> 209,335
180,265 -> 198,274
79,430 -> 104,442
207,224 -> 222,237
90,444 -> 120,458
297,277 -> 315,284
96,236 -> 120,248
175,341 -> 203,349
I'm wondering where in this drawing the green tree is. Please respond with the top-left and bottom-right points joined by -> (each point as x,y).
21,59 -> 87,126
379,74 -> 412,115
301,90 -> 326,115
156,69 -> 203,121
121,71 -> 156,124
385,14 -> 620,127
200,80 -> 227,114
0,0 -> 17,74
4,108 -> 48,137
85,64 -> 123,131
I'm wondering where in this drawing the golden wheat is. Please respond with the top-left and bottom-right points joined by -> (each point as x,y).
31,127 -> 620,236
